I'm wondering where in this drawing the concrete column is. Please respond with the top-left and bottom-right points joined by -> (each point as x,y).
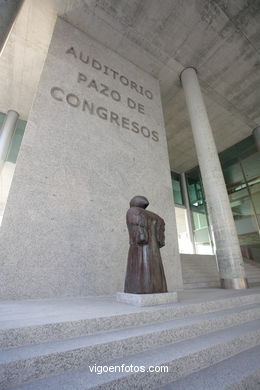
181,67 -> 248,289
0,110 -> 19,172
0,0 -> 24,56
252,126 -> 260,152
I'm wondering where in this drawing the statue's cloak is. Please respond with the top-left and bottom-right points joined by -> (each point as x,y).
124,206 -> 168,294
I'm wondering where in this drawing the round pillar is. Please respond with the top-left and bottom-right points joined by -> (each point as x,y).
180,67 -> 248,289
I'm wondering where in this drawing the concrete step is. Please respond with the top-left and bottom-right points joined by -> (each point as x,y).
245,268 -> 260,275
247,279 -> 260,284
246,273 -> 260,277
184,281 -> 221,289
246,260 -> 260,285
10,320 -> 260,390
181,254 -> 221,288
226,371 -> 260,390
246,272 -> 260,277
249,282 -> 260,288
183,277 -> 220,283
181,254 -> 260,289
158,345 -> 260,390
1,303 -> 260,389
0,290 -> 260,349
246,274 -> 260,278
182,272 -> 219,277
2,291 -> 260,349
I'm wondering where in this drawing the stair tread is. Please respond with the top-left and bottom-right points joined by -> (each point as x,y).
2,290 -> 260,330
2,291 -> 260,353
10,320 -> 260,390
181,256 -> 260,290
158,345 -> 260,390
1,303 -> 260,364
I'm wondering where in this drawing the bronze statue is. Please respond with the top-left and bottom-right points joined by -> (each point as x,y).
124,196 -> 168,294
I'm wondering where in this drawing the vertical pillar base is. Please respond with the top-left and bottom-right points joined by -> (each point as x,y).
220,278 -> 249,290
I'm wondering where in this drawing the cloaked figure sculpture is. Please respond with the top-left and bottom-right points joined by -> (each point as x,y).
124,196 -> 168,294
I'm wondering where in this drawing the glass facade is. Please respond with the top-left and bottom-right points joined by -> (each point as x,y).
172,170 -> 213,254
185,168 -> 213,254
171,172 -> 184,206
172,135 -> 260,260
219,136 -> 260,263
174,206 -> 194,253
0,112 -> 26,225
171,172 -> 192,253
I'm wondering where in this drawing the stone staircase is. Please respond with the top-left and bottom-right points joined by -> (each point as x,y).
159,346 -> 260,390
0,289 -> 260,389
244,259 -> 260,287
181,254 -> 260,288
181,254 -> 220,288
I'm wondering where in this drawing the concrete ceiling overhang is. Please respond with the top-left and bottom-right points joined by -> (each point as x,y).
0,0 -> 259,172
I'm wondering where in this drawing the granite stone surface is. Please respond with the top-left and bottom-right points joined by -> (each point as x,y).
6,321 -> 260,389
1,288 -> 260,349
116,292 -> 178,306
0,18 -> 182,299
1,305 -> 260,388
1,289 -> 260,389
159,345 -> 260,390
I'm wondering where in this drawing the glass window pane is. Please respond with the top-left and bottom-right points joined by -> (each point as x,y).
171,172 -> 184,205
185,167 -> 213,255
220,139 -> 260,264
241,152 -> 260,183
175,207 -> 193,253
0,115 -> 26,225
238,152 -> 260,263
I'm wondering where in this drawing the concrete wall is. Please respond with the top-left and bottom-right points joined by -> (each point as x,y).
0,18 -> 182,299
